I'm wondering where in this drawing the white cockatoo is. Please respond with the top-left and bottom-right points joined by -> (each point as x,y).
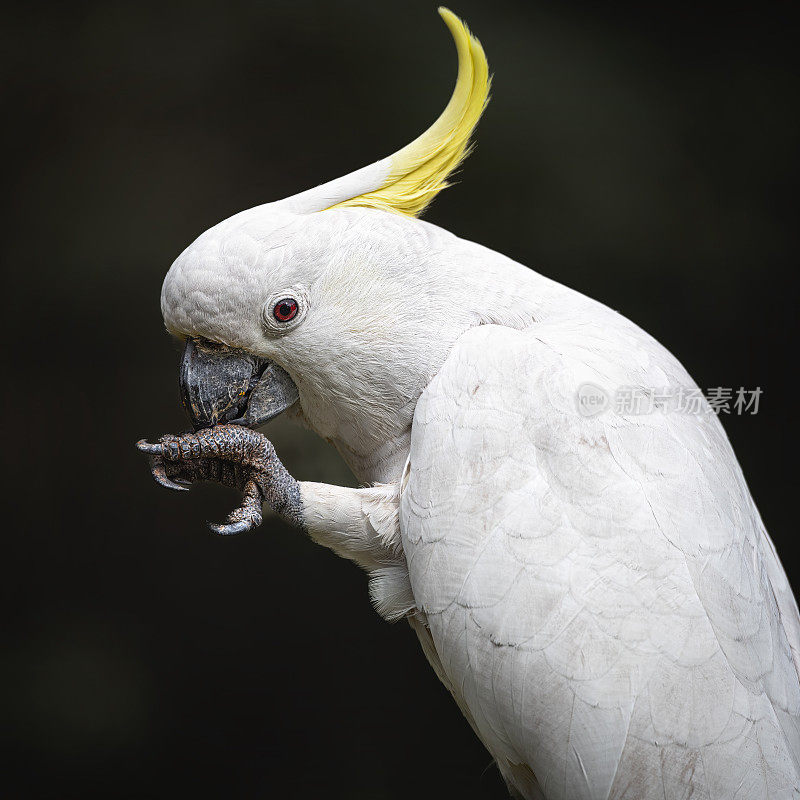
138,9 -> 800,798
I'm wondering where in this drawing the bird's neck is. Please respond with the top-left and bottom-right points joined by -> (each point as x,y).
333,427 -> 412,486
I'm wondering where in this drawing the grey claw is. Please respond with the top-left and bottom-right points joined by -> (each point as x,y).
208,519 -> 253,536
136,440 -> 162,455
150,455 -> 190,492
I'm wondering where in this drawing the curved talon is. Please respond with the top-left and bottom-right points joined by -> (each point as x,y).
208,519 -> 254,536
149,455 -> 190,492
136,440 -> 162,455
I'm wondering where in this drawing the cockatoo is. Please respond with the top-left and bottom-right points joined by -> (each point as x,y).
137,9 -> 800,798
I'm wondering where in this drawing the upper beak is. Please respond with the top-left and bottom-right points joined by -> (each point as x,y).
179,337 -> 299,430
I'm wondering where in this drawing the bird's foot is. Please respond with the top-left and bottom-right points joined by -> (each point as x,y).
136,425 -> 301,535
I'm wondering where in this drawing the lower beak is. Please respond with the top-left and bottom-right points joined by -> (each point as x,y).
179,337 -> 299,430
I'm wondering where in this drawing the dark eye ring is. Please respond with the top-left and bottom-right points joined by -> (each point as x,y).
273,298 -> 299,323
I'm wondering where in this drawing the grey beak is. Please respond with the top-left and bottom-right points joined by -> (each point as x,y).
179,337 -> 299,430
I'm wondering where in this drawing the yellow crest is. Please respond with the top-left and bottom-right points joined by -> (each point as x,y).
327,8 -> 490,218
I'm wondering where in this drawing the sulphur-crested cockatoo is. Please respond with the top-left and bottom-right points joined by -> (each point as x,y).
137,9 -> 800,799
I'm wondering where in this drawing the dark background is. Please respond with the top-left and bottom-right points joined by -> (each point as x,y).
2,1 -> 798,797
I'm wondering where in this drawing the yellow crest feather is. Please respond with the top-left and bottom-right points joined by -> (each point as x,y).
328,8 -> 490,218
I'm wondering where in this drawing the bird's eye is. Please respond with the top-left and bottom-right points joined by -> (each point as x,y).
273,298 -> 299,322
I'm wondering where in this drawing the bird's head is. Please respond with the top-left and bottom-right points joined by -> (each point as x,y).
159,9 -> 495,479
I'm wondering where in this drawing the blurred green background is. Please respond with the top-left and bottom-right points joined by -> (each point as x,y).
1,1 -> 797,797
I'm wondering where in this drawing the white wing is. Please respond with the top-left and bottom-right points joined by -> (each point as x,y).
400,322 -> 800,800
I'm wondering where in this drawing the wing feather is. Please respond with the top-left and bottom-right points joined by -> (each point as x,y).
401,322 -> 800,800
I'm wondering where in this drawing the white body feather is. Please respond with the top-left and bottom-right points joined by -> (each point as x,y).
402,319 -> 800,799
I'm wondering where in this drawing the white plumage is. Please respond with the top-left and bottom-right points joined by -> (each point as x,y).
156,9 -> 800,798
403,321 -> 800,798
